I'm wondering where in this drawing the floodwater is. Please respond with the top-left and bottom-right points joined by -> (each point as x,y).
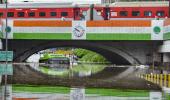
0,63 -> 167,100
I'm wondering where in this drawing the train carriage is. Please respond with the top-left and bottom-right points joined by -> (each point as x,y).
0,1 -> 169,20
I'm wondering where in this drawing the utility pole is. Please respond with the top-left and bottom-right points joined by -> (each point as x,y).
4,0 -> 8,99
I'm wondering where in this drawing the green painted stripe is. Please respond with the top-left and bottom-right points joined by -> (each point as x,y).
14,33 -> 71,40
164,32 -> 170,40
14,33 -> 151,40
87,33 -> 151,40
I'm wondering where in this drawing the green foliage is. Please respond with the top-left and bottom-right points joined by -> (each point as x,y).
73,48 -> 89,58
39,64 -> 105,76
73,48 -> 109,63
71,64 -> 105,74
40,53 -> 50,60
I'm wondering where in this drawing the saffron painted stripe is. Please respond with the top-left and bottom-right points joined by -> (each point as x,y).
13,33 -> 71,39
14,27 -> 71,33
14,20 -> 72,27
86,33 -> 151,40
87,27 -> 151,33
87,20 -> 151,27
14,20 -> 151,27
164,32 -> 170,40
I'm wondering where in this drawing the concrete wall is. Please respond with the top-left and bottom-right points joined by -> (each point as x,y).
163,53 -> 170,63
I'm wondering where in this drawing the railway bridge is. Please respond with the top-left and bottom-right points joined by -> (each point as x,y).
0,19 -> 170,65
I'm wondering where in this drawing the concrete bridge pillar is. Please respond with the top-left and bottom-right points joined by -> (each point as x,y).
159,40 -> 170,66
163,54 -> 170,63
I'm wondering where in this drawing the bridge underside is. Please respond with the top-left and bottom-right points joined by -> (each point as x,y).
4,39 -> 162,65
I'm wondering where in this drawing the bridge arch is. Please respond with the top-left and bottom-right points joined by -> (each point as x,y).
13,41 -> 140,65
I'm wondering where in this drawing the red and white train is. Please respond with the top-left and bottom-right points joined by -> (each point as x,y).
0,1 -> 169,20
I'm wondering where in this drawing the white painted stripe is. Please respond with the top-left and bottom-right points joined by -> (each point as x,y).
14,27 -> 151,34
14,27 -> 71,33
87,27 -> 151,34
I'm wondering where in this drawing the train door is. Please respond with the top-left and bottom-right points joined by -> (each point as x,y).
74,8 -> 81,20
104,7 -> 110,20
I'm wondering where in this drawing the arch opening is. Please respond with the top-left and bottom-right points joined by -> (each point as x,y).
13,41 -> 140,65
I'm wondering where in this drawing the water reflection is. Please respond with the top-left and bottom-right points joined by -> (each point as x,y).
30,63 -> 106,77
12,63 -> 161,90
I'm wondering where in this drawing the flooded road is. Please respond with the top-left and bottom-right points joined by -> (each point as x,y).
0,63 -> 165,100
11,63 -> 161,90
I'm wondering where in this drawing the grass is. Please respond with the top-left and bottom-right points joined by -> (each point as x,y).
12,84 -> 149,97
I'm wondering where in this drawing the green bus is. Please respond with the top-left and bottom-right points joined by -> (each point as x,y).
39,54 -> 70,64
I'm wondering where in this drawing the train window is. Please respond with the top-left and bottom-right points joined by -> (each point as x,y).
61,12 -> 68,16
17,12 -> 25,17
97,10 -> 102,16
39,12 -> 46,17
119,11 -> 128,16
28,12 -> 35,17
0,12 -> 3,17
132,11 -> 140,16
7,12 -> 14,17
50,12 -> 57,16
82,11 -> 87,16
111,12 -> 117,16
156,11 -> 164,17
144,11 -> 152,17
